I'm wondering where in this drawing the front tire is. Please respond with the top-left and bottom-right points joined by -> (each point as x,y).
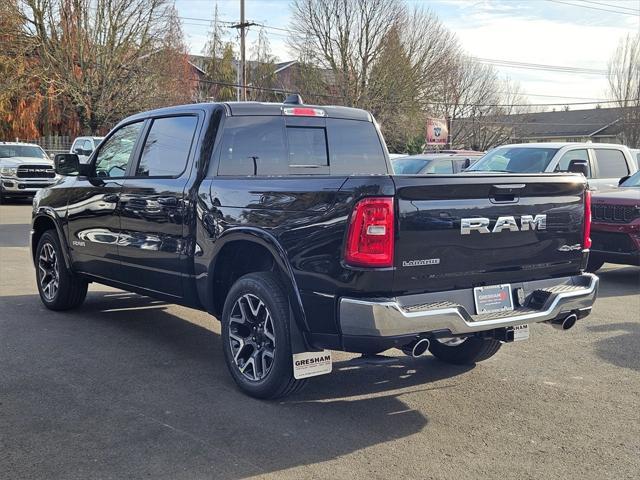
429,336 -> 501,365
221,272 -> 306,399
36,230 -> 88,310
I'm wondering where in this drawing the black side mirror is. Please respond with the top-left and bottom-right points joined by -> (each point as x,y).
54,153 -> 80,175
567,159 -> 589,177
618,175 -> 630,186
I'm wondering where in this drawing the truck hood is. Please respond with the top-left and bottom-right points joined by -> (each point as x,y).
592,188 -> 640,206
0,156 -> 53,166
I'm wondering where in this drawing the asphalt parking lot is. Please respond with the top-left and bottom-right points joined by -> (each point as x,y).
1,200 -> 639,480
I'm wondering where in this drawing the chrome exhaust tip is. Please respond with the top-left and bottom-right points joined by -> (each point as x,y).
549,313 -> 578,331
401,338 -> 431,357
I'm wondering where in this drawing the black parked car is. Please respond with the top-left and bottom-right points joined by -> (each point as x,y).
31,99 -> 598,399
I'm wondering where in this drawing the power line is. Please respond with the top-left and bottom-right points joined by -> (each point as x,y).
576,0 -> 640,13
546,0 -> 640,15
188,76 -> 639,107
178,16 -> 613,77
474,57 -> 609,75
453,118 -> 637,127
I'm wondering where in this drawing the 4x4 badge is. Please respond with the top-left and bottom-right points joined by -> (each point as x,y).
557,244 -> 582,252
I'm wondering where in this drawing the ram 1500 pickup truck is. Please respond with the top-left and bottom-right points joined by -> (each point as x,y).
32,100 -> 599,399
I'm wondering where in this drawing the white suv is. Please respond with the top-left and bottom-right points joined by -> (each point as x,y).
70,136 -> 104,163
0,142 -> 56,202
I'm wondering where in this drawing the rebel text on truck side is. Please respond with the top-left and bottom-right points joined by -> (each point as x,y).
31,99 -> 599,399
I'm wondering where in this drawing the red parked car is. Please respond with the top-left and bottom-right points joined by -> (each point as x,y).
588,171 -> 640,271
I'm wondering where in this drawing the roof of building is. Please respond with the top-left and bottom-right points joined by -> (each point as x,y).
504,107 -> 625,138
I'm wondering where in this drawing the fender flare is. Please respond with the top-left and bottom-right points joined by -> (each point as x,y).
32,208 -> 72,269
208,227 -> 310,338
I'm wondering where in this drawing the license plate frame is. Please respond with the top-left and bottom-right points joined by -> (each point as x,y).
473,284 -> 514,315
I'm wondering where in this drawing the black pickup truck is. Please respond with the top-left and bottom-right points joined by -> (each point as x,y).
31,99 -> 599,399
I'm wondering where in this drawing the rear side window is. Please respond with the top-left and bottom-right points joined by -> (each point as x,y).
218,117 -> 287,175
327,119 -> 387,174
136,116 -> 198,177
593,149 -> 629,178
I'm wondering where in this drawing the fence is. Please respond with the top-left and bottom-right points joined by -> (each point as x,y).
13,135 -> 73,156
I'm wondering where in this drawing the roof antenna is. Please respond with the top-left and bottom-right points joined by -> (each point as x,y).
283,93 -> 303,105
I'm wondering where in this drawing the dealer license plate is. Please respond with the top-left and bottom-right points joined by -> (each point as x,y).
293,350 -> 332,379
512,324 -> 530,341
473,284 -> 514,314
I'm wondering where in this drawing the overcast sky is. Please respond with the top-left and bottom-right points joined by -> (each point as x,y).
175,0 -> 640,108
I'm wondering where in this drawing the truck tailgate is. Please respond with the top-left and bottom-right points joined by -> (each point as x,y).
392,174 -> 586,294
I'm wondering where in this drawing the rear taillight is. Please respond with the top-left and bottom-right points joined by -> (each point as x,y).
345,197 -> 394,267
583,189 -> 592,249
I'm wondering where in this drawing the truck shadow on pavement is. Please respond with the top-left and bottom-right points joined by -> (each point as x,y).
1,290 -> 473,479
588,322 -> 640,372
595,266 -> 640,299
587,266 -> 639,372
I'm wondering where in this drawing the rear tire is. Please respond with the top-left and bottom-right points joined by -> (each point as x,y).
221,272 -> 306,399
35,230 -> 88,310
429,337 -> 501,365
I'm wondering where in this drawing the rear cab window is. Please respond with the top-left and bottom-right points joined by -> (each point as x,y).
216,115 -> 387,176
593,148 -> 629,178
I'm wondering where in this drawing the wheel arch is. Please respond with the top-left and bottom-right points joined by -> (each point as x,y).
208,228 -> 310,339
31,210 -> 71,269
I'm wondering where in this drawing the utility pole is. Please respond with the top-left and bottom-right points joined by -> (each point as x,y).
230,0 -> 257,101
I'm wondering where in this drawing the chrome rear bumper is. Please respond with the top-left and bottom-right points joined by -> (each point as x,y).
339,273 -> 598,337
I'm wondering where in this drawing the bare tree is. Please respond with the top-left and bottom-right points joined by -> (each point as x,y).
147,7 -> 194,108
0,0 -> 42,138
399,6 -> 459,111
437,52 -> 531,151
20,0 -> 182,133
452,77 -> 530,151
289,0 -> 402,107
608,33 -> 640,148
